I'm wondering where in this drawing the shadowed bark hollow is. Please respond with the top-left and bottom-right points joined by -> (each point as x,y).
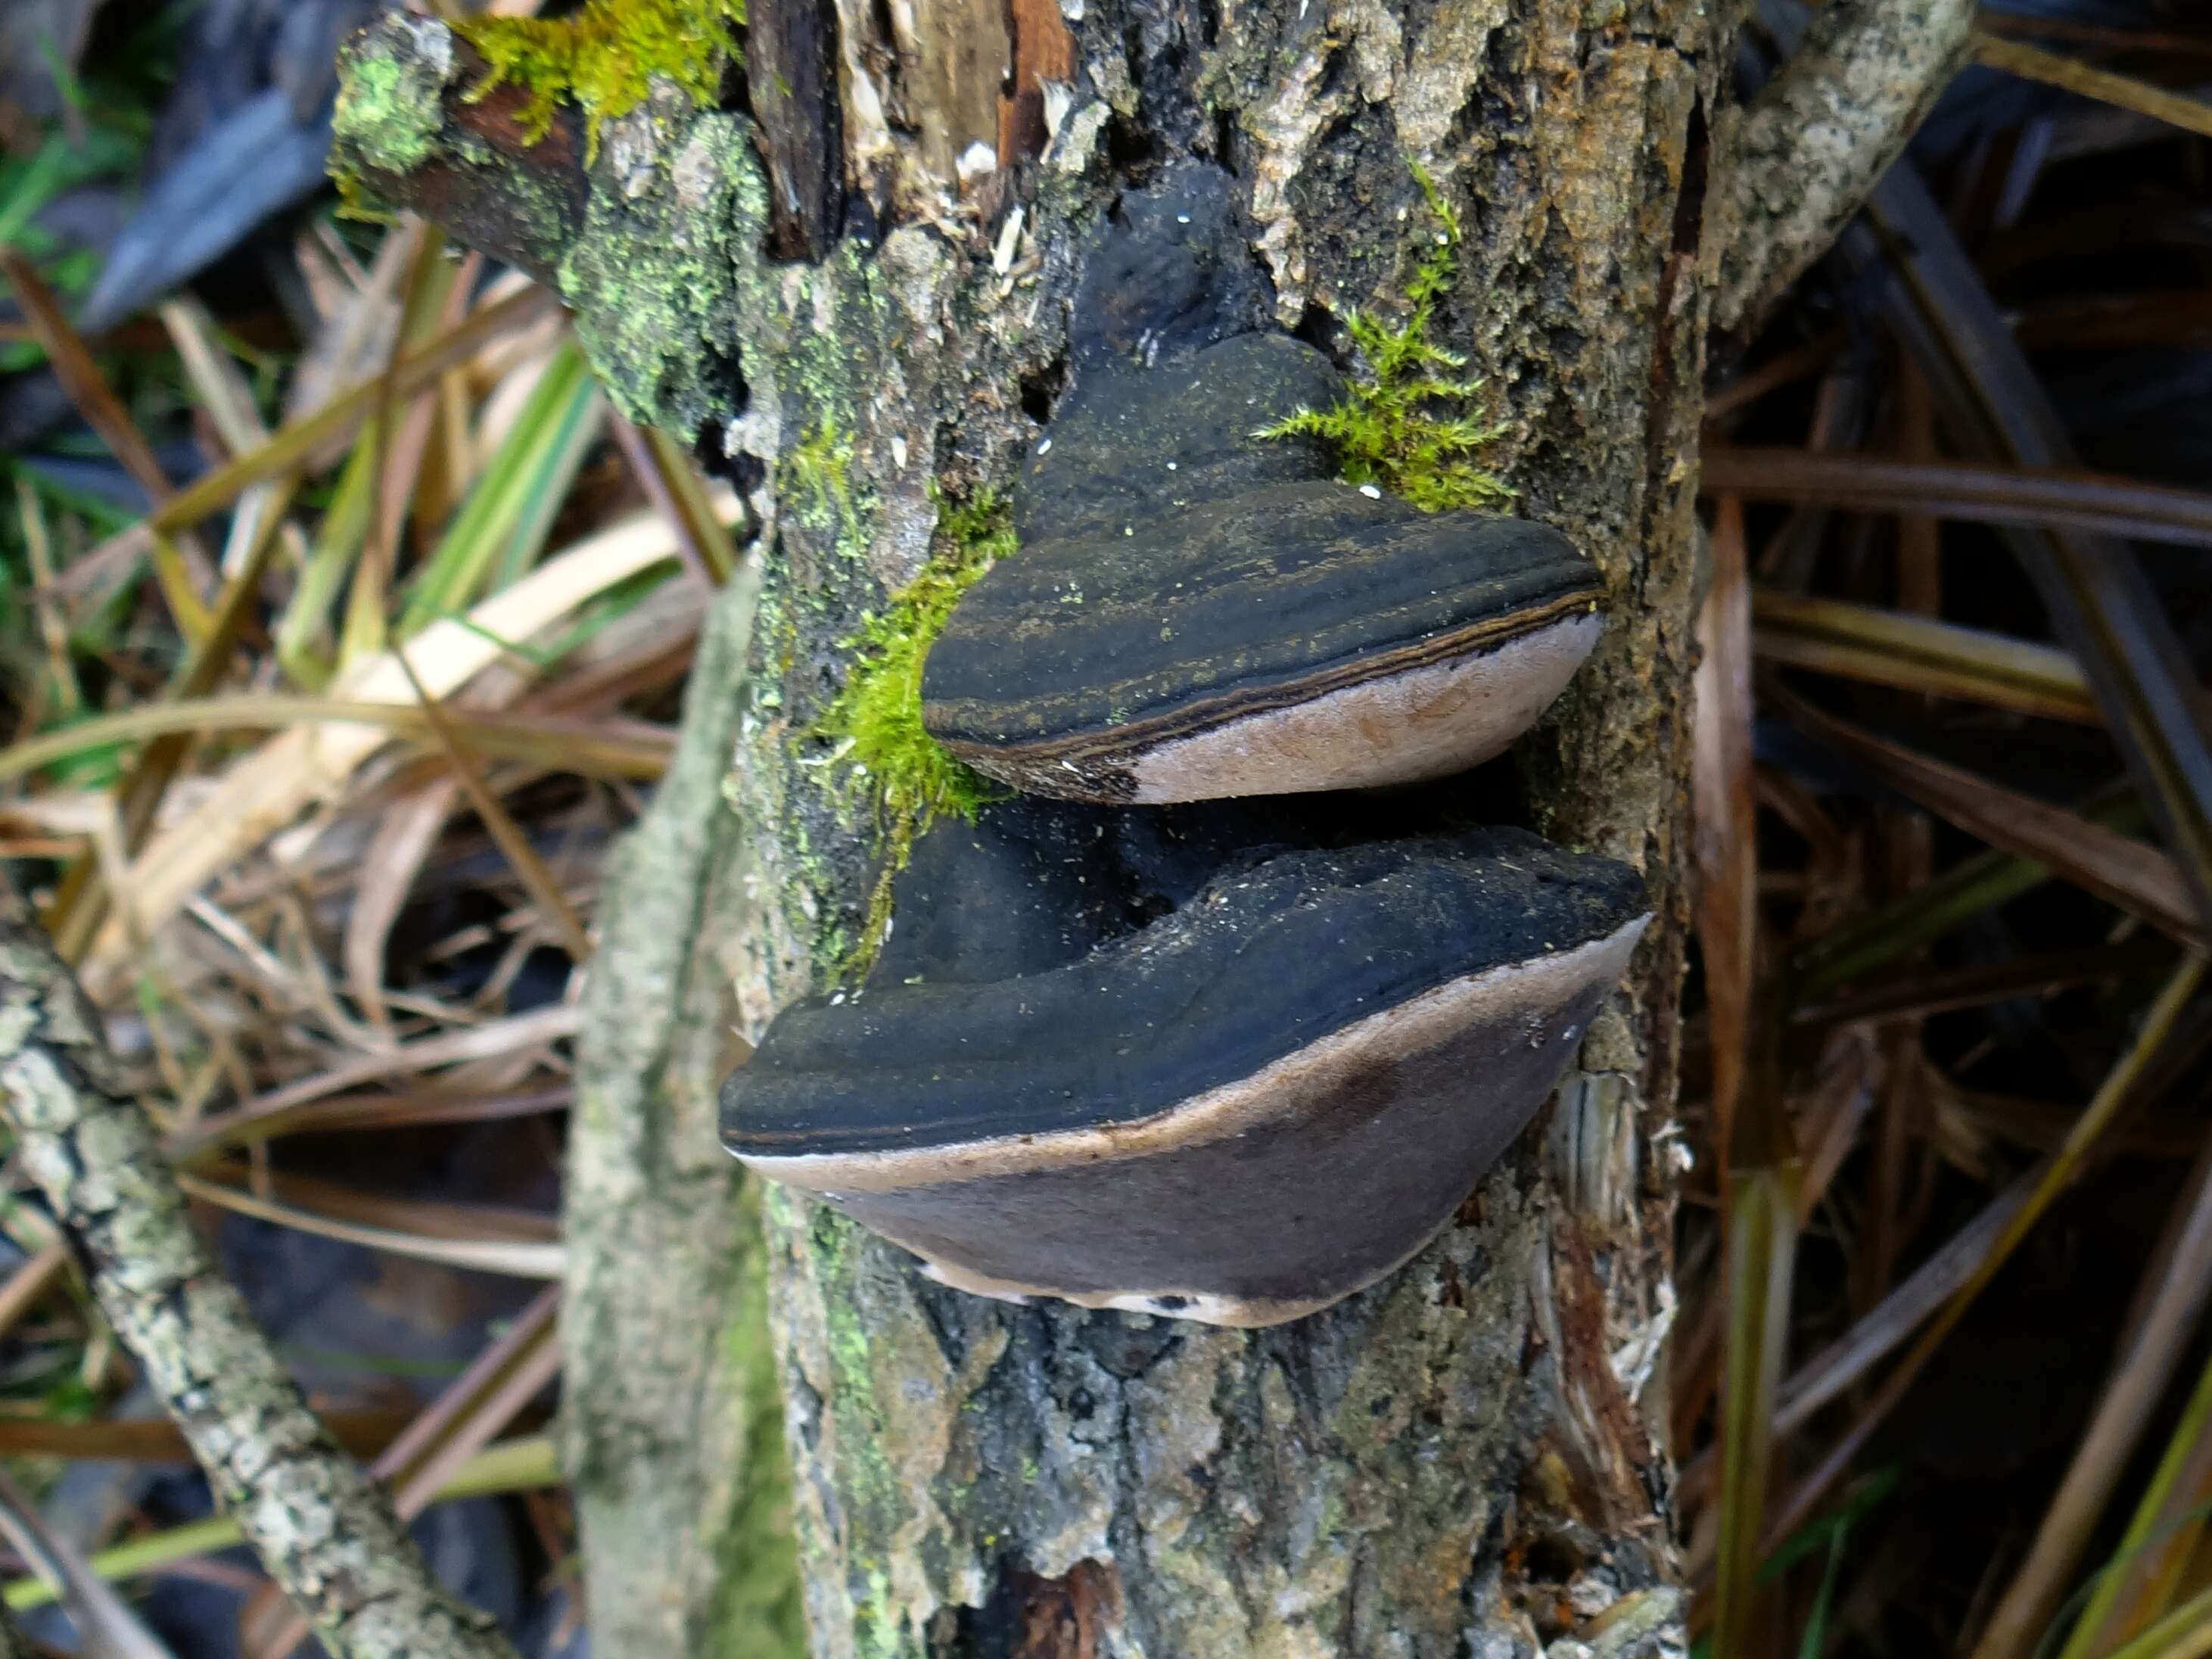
327,0 -> 1842,1649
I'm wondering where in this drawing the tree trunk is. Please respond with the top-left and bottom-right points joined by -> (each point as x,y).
723,8 -> 1718,1652
333,0 -> 1974,1650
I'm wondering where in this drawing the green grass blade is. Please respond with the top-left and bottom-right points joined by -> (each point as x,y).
399,341 -> 601,634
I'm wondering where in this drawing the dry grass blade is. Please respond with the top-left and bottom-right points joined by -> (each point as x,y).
1974,14 -> 2212,54
391,643 -> 591,961
1971,26 -> 2212,141
1714,1146 -> 1799,1656
173,1173 -> 564,1279
378,1289 -> 558,1502
2097,1584 -> 2212,1659
1705,333 -> 1843,421
1,1439 -> 561,1614
46,472 -> 305,961
1772,685 -> 2203,948
1762,954 -> 2209,1554
399,338 -> 604,636
216,1085 -> 571,1138
1859,164 -> 2212,935
0,248 -> 215,599
2063,1353 -> 2212,1654
0,698 -> 675,786
0,1243 -> 68,1347
146,285 -> 556,540
1672,1031 -> 1876,1473
1678,1172 -> 2042,1517
1971,1125 -> 2212,1657
170,1004 -> 580,1154
1703,447 -> 2212,551
200,1164 -> 558,1247
159,298 -> 271,462
347,779 -> 464,1037
7,244 -> 315,958
52,285 -> 556,609
14,478 -> 80,733
77,501 -> 714,997
1694,499 -> 1759,1156
1793,831 -> 2098,1000
366,238 -> 478,658
1754,589 -> 2095,724
1796,942 -> 2167,1027
611,416 -> 739,585
1778,1172 -> 2032,1437
1703,493 -> 1798,1658
0,1462 -> 174,1657
159,301 -> 318,636
1896,362 -> 1940,618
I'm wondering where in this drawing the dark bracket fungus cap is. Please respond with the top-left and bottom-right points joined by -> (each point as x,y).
721,800 -> 1650,1328
918,173 -> 1604,806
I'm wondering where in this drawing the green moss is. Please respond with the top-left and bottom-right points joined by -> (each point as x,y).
456,0 -> 747,156
812,487 -> 1016,976
783,419 -> 856,526
1265,163 -> 1514,512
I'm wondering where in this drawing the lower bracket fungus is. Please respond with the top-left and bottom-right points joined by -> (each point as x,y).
723,801 -> 1649,1327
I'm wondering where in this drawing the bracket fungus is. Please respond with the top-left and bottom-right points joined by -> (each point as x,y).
723,801 -> 1650,1327
918,205 -> 1602,805
722,167 -> 1650,1327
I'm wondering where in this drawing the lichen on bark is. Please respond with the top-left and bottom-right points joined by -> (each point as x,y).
563,558 -> 807,1657
554,93 -> 771,431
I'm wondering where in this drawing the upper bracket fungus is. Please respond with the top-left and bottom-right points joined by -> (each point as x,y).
918,176 -> 1601,805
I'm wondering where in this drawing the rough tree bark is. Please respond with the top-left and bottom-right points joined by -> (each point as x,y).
332,1 -> 1967,1652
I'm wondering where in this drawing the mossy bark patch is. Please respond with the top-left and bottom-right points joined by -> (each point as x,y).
810,487 -> 1015,977
555,96 -> 769,432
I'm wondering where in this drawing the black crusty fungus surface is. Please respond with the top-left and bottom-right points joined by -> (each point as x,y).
721,800 -> 1647,1156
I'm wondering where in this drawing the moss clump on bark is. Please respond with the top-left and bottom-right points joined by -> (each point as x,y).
1265,167 -> 1514,512
456,0 -> 748,153
811,487 -> 1015,975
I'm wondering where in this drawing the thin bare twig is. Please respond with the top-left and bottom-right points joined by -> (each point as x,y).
1713,0 -> 1975,333
0,877 -> 522,1659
